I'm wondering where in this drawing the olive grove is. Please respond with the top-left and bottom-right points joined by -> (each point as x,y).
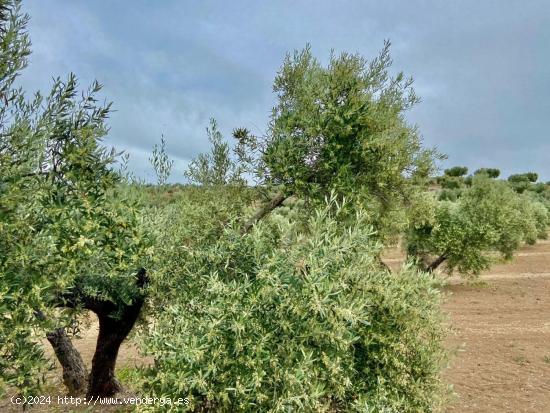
1,1 -> 549,412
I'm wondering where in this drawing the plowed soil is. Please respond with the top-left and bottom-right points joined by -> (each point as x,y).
442,240 -> 550,413
384,238 -> 550,412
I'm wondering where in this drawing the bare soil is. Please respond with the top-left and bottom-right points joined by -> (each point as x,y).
384,238 -> 550,412
442,239 -> 550,413
3,239 -> 550,412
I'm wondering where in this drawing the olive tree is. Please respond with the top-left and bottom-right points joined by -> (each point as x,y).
443,166 -> 468,177
137,198 -> 445,412
405,176 -> 547,275
474,167 -> 500,178
508,172 -> 539,194
236,42 -> 440,239
149,136 -> 174,186
184,118 -> 245,186
1,1 -> 150,398
509,172 -> 538,183
132,44 -> 447,412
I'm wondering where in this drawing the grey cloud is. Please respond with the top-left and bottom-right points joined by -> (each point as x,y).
18,0 -> 550,181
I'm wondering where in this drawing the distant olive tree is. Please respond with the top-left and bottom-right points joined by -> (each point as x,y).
444,166 -> 468,177
440,178 -> 461,190
149,136 -> 174,186
184,118 -> 244,186
507,172 -> 539,193
436,170 -> 468,201
508,172 -> 538,183
474,167 -> 500,178
406,176 -> 547,275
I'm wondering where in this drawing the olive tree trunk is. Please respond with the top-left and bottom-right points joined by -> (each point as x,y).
56,268 -> 148,398
86,299 -> 144,397
35,310 -> 88,395
425,254 -> 447,273
46,328 -> 88,394
84,268 -> 148,398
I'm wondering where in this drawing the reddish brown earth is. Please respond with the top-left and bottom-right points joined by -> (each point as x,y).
3,239 -> 550,412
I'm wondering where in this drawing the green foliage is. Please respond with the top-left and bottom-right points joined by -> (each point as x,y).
443,166 -> 468,177
406,176 -> 547,275
521,194 -> 549,241
405,190 -> 438,231
508,172 -> 538,183
149,136 -> 174,186
0,1 -> 150,396
0,0 -> 30,104
474,168 -> 500,178
238,42 -> 440,241
143,185 -> 255,259
435,175 -> 467,201
436,188 -> 458,202
184,118 -> 244,186
506,172 -> 540,194
137,199 -> 445,412
440,177 -> 461,190
528,182 -> 547,194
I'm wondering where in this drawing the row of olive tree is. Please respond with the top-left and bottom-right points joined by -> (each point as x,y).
437,165 -> 548,200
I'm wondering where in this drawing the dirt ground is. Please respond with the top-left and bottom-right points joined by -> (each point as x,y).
0,318 -> 149,413
442,240 -> 550,413
3,239 -> 550,412
383,238 -> 550,412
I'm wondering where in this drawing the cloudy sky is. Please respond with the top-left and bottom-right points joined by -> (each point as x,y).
19,0 -> 550,182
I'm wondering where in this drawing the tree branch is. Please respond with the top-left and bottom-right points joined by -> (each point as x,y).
242,192 -> 287,233
0,170 -> 49,183
426,254 -> 447,273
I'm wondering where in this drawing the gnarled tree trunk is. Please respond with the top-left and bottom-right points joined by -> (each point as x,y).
35,310 -> 88,395
46,328 -> 88,394
56,268 -> 148,398
84,268 -> 148,398
86,297 -> 144,397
